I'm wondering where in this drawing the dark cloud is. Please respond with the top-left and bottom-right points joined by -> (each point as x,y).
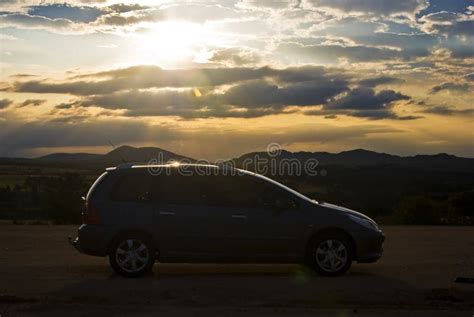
74,77 -> 348,118
8,73 -> 38,78
326,88 -> 410,110
0,119 -> 179,152
431,82 -> 471,94
223,79 -> 348,107
307,0 -> 427,16
277,42 -> 404,63
465,73 -> 474,81
27,3 -> 106,23
6,65 -> 419,120
209,48 -> 262,66
359,76 -> 403,87
8,65 -> 345,95
17,99 -> 46,107
304,87 -> 413,120
0,99 -> 14,109
420,105 -> 474,116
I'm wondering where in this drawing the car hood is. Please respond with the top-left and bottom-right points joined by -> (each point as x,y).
317,202 -> 374,222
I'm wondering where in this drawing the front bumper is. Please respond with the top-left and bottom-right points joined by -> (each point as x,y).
355,230 -> 385,263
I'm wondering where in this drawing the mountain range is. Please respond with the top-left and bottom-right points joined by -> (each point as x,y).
0,145 -> 472,172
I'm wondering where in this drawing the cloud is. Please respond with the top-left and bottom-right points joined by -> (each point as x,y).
311,18 -> 437,58
0,33 -> 19,40
208,48 -> 262,66
304,87 -> 413,120
420,105 -> 474,116
0,13 -> 75,31
223,79 -> 348,107
359,76 -> 403,87
107,4 -> 149,13
26,3 -> 106,23
94,9 -> 161,26
7,65 -> 344,95
17,99 -> 46,107
237,0 -> 299,10
73,77 -> 349,118
6,65 -> 419,120
0,114 -> 402,158
431,82 -> 471,94
420,11 -> 474,37
464,73 -> 474,81
0,99 -> 14,109
277,42 -> 404,63
0,118 -> 180,153
326,88 -> 410,110
306,0 -> 428,16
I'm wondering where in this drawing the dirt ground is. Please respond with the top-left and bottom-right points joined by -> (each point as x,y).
0,223 -> 473,316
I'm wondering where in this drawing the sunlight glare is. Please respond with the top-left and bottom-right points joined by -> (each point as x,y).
135,22 -> 212,66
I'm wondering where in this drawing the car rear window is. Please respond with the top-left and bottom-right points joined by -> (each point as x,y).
86,172 -> 109,200
110,172 -> 152,201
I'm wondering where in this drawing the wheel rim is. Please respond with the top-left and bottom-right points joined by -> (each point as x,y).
115,239 -> 149,273
315,239 -> 348,273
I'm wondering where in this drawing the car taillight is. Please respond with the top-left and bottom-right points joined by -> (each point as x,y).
83,201 -> 102,224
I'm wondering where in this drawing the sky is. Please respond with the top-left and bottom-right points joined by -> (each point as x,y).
0,0 -> 473,159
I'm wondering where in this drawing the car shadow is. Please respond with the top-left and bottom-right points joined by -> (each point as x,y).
45,263 -> 420,311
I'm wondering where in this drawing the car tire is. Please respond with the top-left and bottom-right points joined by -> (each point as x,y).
305,232 -> 353,276
109,233 -> 155,278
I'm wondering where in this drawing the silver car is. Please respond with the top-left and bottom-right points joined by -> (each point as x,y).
70,164 -> 384,277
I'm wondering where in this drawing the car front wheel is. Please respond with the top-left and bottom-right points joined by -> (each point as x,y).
109,234 -> 155,277
306,234 -> 353,276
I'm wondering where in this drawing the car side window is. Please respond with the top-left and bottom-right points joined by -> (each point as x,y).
152,173 -> 216,205
259,184 -> 299,211
110,172 -> 152,202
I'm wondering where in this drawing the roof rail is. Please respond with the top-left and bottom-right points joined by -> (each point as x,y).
116,163 -> 135,169
105,163 -> 135,171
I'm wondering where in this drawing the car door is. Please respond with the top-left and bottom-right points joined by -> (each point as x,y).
223,175 -> 308,260
151,169 -> 232,261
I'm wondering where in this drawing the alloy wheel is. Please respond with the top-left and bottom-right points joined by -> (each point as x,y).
315,239 -> 348,273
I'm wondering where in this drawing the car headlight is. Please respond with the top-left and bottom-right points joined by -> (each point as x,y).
348,214 -> 380,231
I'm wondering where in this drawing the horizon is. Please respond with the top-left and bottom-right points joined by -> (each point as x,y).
3,144 -> 471,160
1,0 -> 473,159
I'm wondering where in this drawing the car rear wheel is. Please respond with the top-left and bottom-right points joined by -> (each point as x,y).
306,233 -> 353,276
109,234 -> 155,277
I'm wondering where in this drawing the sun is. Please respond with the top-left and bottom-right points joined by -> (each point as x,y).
134,21 -> 213,66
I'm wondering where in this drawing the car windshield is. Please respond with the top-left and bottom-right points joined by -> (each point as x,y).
241,169 -> 318,204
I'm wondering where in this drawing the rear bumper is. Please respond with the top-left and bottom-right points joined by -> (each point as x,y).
68,236 -> 82,252
68,224 -> 112,257
355,230 -> 385,263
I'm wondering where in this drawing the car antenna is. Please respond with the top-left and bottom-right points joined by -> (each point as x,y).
108,139 -> 127,164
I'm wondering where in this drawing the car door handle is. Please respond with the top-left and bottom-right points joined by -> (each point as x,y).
232,214 -> 247,219
159,211 -> 175,216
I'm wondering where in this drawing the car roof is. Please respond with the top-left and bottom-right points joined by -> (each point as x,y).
106,163 -> 230,171
105,163 -> 316,204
